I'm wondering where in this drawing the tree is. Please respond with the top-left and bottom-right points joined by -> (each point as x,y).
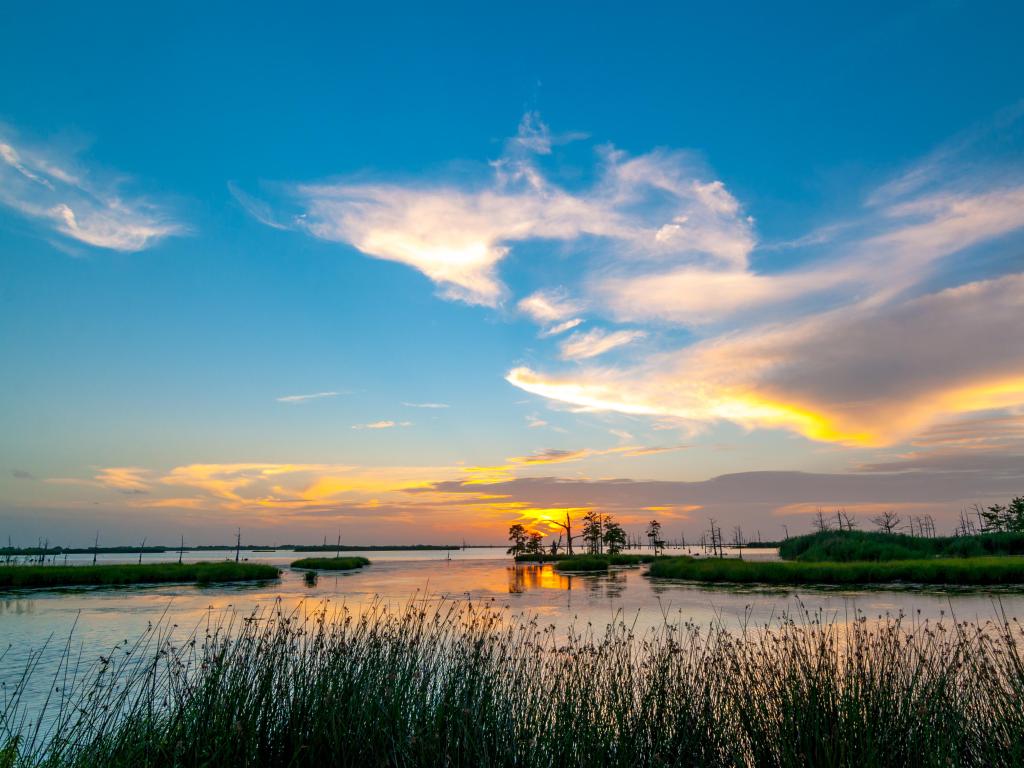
981,497 -> 1024,533
582,510 -> 604,554
548,511 -> 579,555
507,524 -> 528,557
603,521 -> 627,555
647,520 -> 664,555
732,526 -> 746,560
813,509 -> 831,533
525,531 -> 545,556
871,510 -> 901,534
1010,497 -> 1024,532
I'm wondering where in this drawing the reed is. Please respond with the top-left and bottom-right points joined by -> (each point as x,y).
3,600 -> 1024,767
0,562 -> 280,590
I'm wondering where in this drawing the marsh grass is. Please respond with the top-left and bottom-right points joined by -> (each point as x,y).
289,557 -> 370,571
0,562 -> 280,590
779,530 -> 1024,562
648,555 -> 1024,586
2,600 -> 1024,767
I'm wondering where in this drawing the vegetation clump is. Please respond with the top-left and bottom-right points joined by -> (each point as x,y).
780,529 -> 1024,562
290,557 -> 370,571
5,601 -> 1024,767
0,562 -> 280,590
648,555 -> 1024,586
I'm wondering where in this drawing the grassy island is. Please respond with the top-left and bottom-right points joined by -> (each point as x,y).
779,529 -> 1024,562
648,555 -> 1024,586
0,561 -> 281,590
290,556 -> 371,571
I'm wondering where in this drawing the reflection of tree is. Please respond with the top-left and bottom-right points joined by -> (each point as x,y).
585,569 -> 626,599
506,565 -> 574,593
507,564 -> 629,598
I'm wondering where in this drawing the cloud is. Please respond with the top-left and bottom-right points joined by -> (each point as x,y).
0,134 -> 183,251
508,443 -> 686,465
518,289 -> 583,323
247,116 -> 753,307
402,402 -> 449,409
595,185 -> 1024,327
418,465 -> 1024,532
510,273 -> 1024,446
351,420 -> 412,430
540,318 -> 584,337
11,469 -> 34,480
95,466 -> 151,493
559,328 -> 645,360
241,113 -> 1024,453
276,391 -> 340,403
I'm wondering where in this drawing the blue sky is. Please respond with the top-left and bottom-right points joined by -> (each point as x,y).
2,1 -> 1023,544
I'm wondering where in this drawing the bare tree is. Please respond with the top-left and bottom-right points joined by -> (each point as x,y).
837,509 -> 857,532
813,508 -> 831,533
871,510 -> 901,534
732,526 -> 746,560
548,511 -> 579,555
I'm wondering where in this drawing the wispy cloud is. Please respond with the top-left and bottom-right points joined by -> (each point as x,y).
540,318 -> 583,337
276,391 -> 341,403
245,115 -> 753,307
351,420 -> 412,430
0,133 -> 183,251
95,466 -> 151,493
244,113 -> 1024,452
509,443 -> 686,465
402,402 -> 449,409
518,289 -> 583,323
559,328 -> 645,360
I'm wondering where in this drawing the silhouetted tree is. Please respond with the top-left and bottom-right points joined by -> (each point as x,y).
871,510 -> 901,534
647,520 -> 664,555
507,524 -> 528,556
525,531 -> 545,556
582,510 -> 605,554
603,521 -> 627,554
813,509 -> 831,533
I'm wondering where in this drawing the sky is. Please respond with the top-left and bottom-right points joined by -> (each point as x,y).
1,1 -> 1023,545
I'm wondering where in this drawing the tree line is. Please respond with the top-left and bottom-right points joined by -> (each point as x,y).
507,513 -> 666,558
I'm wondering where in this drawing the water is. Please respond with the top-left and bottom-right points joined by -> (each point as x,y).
3,547 -> 1024,721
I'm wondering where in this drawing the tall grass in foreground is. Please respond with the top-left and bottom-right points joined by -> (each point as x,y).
648,555 -> 1024,585
3,600 -> 1024,767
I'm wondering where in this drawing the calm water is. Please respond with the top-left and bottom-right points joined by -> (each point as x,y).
3,547 -> 1024,719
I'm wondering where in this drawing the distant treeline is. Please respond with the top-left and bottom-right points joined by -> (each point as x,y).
1,543 -> 462,556
290,544 -> 459,552
779,529 -> 1024,562
1,544 -> 266,556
